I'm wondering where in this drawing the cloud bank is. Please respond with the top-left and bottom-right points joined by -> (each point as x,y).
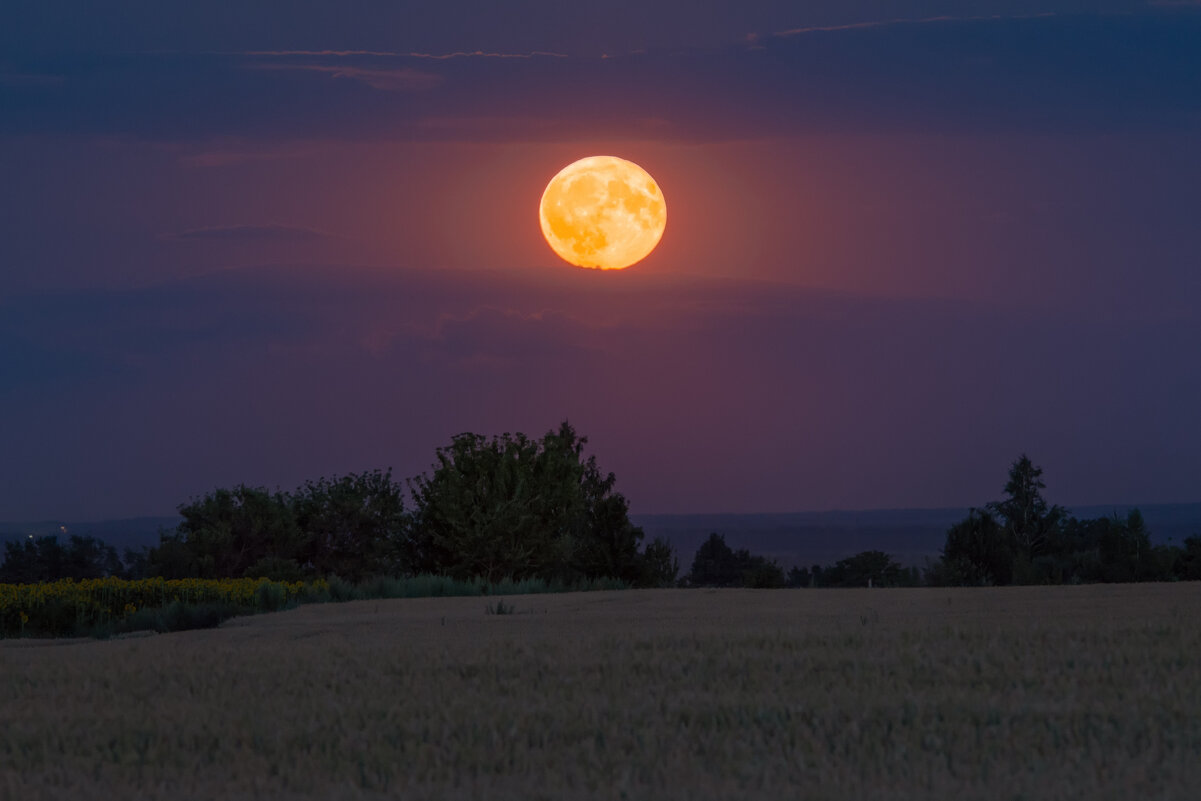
3,11 -> 1199,142
2,264 -> 1198,519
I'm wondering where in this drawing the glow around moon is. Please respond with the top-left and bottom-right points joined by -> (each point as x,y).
539,156 -> 666,270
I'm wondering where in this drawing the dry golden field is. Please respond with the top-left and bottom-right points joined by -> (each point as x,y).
3,584 -> 1200,800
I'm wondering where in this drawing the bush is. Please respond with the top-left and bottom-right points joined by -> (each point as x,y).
744,560 -> 787,588
244,556 -> 307,584
0,577 -> 325,639
485,600 -> 516,615
823,551 -> 908,588
326,575 -> 361,602
253,581 -> 290,612
407,422 -> 653,585
684,533 -> 785,588
90,601 -> 241,638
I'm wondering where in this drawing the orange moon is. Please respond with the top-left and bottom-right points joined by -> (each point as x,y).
539,156 -> 666,270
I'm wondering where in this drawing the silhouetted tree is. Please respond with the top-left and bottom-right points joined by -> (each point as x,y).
786,565 -> 811,588
736,548 -> 787,587
929,454 -> 1194,586
940,509 -> 1013,585
150,486 -> 304,579
684,533 -> 785,587
62,535 -> 123,579
685,533 -> 741,586
639,537 -> 680,587
407,422 -> 660,584
1,537 -> 60,583
293,469 -> 409,581
1178,536 -> 1201,581
989,455 -> 1065,567
0,534 -> 123,582
823,550 -> 909,588
121,546 -> 152,580
568,456 -> 652,584
934,456 -> 1067,585
1097,509 -> 1152,582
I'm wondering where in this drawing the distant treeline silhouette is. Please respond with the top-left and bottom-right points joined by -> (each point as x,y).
679,534 -> 922,588
2,422 -> 677,588
678,455 -> 1201,588
3,442 -> 1200,589
927,455 -> 1201,586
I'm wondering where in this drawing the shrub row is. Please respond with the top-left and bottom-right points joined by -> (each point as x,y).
1,573 -> 629,638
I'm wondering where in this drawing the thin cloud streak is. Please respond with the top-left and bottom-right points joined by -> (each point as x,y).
773,11 -> 1058,37
247,63 -> 442,92
237,49 -> 569,59
3,12 -> 1200,142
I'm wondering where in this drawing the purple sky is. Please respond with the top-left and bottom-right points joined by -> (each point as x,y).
2,2 -> 1199,520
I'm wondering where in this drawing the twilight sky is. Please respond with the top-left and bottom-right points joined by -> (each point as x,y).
2,1 -> 1199,520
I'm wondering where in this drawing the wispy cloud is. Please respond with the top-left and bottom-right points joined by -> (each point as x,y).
773,12 -> 1056,38
3,12 -> 1198,143
406,50 -> 568,60
160,224 -> 337,242
248,63 -> 442,91
238,49 -> 568,59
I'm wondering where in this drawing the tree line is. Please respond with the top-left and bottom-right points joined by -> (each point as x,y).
929,455 -> 1201,585
4,439 -> 1199,589
2,422 -> 678,588
0,533 -> 125,584
677,455 -> 1201,588
678,533 -> 921,589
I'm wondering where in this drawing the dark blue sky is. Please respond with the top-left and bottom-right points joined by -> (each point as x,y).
2,2 -> 1199,519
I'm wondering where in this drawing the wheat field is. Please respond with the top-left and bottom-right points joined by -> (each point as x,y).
3,584 -> 1200,800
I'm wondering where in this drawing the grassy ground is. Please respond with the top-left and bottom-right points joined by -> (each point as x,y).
3,584 -> 1200,800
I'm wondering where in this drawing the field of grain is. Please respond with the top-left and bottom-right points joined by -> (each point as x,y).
3,584 -> 1200,800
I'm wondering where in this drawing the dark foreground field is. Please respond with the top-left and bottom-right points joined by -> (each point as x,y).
3,584 -> 1200,800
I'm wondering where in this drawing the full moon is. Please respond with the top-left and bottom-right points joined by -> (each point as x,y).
539,156 -> 666,270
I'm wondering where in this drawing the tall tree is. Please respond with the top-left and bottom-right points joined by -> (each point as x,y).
941,509 -> 1013,585
151,486 -> 304,579
989,455 -> 1064,563
685,533 -> 741,587
639,537 -> 680,587
408,430 -> 567,581
408,422 -> 659,584
293,469 -> 409,581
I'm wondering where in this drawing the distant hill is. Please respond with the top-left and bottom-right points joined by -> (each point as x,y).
3,503 -> 1199,571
